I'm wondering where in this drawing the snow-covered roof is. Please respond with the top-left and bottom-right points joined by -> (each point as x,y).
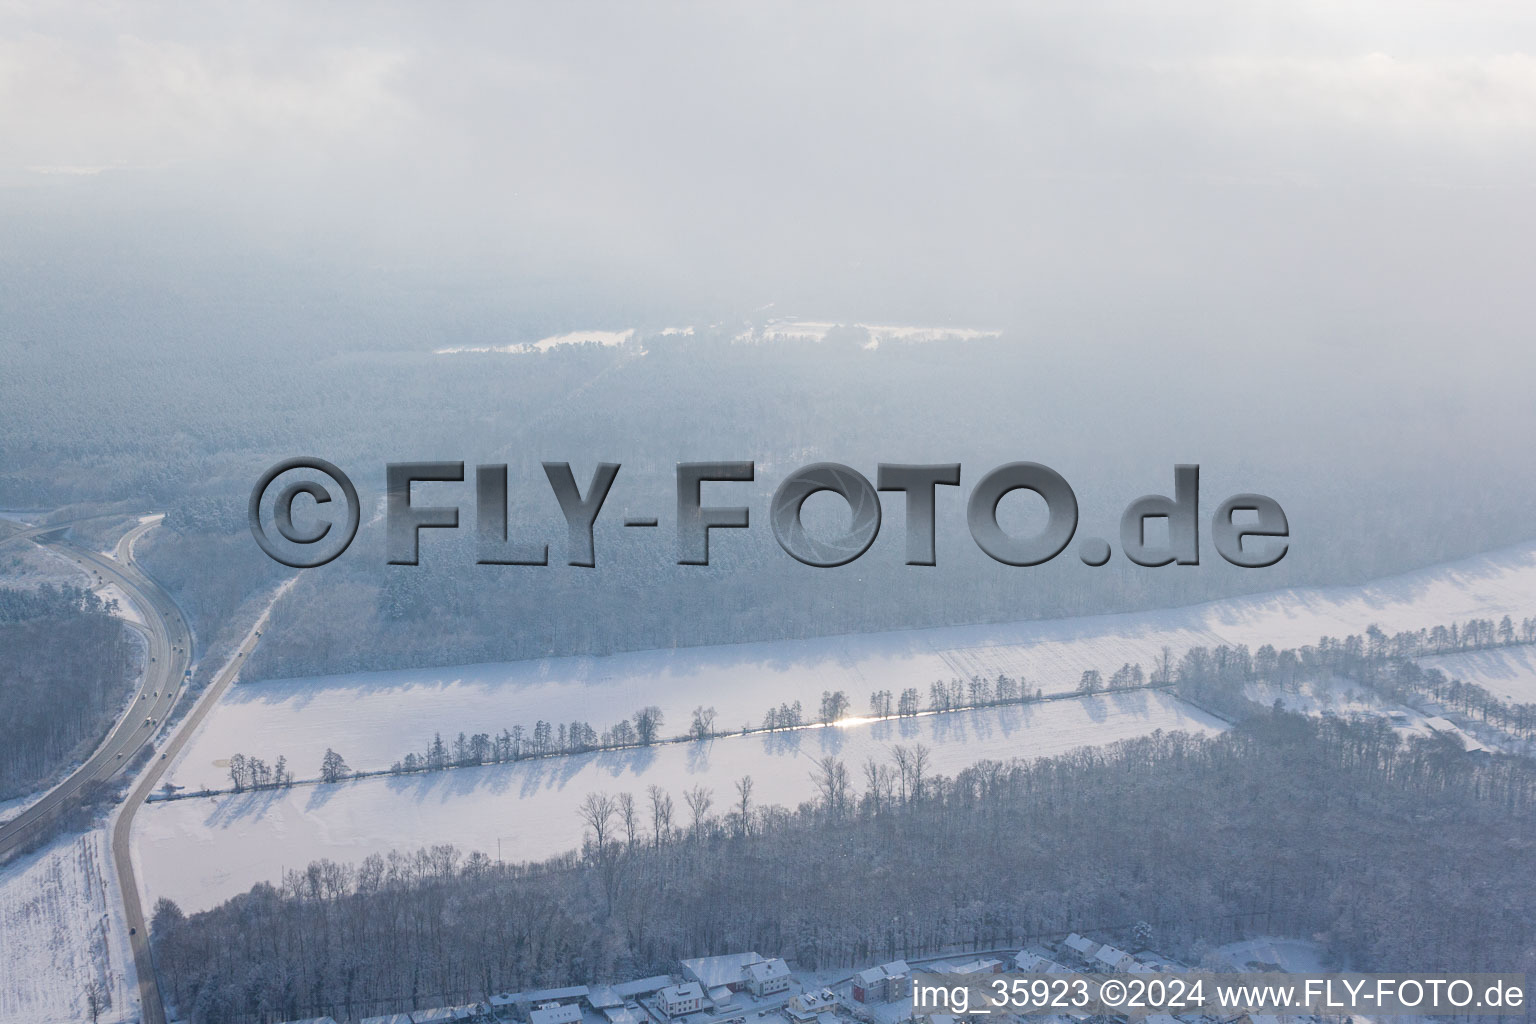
951,958 -> 1001,974
797,988 -> 837,1008
1014,949 -> 1068,973
604,1009 -> 640,1024
615,976 -> 674,997
528,1004 -> 583,1024
1094,944 -> 1130,969
681,952 -> 765,988
523,987 -> 592,1004
587,987 -> 625,1009
1063,933 -> 1099,956
659,982 -> 706,1004
746,958 -> 791,983
412,1010 -> 457,1024
359,1016 -> 413,1024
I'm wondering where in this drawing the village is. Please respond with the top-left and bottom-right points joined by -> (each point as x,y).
270,933 -> 1326,1024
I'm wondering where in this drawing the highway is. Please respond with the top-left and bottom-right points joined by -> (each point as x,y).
0,514 -> 283,1024
0,516 -> 193,856
112,576 -> 285,1024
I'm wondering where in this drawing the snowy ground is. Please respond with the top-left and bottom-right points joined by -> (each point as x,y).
1243,678 -> 1492,747
0,535 -> 91,591
134,690 -> 1224,913
1212,936 -> 1330,973
0,830 -> 138,1024
166,540 -> 1536,789
1417,646 -> 1536,705
132,538 -> 1536,914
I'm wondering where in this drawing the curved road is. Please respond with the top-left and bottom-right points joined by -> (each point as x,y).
0,517 -> 193,854
0,515 -> 282,1024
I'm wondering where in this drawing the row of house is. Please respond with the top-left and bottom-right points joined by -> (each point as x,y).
679,952 -> 793,1000
1056,933 -> 1167,974
355,1006 -> 496,1024
279,932 -> 1199,1024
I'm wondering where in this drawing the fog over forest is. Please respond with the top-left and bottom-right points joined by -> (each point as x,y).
3,6 -> 1536,1022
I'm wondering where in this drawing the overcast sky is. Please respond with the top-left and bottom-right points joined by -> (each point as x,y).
2,1 -> 1534,335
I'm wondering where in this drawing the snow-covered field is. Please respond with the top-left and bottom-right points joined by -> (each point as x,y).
0,831 -> 137,1024
131,538 -> 1536,913
165,540 -> 1536,789
1418,646 -> 1536,705
0,535 -> 90,591
135,690 -> 1223,913
1246,678 -> 1495,750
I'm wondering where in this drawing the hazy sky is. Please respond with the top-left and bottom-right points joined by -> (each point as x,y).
3,2 -> 1534,333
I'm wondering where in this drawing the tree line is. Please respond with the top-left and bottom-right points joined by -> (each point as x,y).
152,643 -> 1536,1023
0,584 -> 139,798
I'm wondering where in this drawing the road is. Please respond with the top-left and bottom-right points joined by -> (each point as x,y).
0,516 -> 193,855
113,574 -> 286,1024
0,514 -> 284,1024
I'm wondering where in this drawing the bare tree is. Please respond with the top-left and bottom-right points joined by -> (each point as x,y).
863,756 -> 894,813
811,755 -> 851,817
617,791 -> 640,848
734,774 -> 754,834
646,784 -> 673,847
683,784 -> 713,839
577,791 -> 621,913
690,705 -> 717,740
577,791 -> 616,853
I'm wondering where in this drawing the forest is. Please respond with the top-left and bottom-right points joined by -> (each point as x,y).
152,693 -> 1536,1023
9,299 -> 1536,686
0,584 -> 139,798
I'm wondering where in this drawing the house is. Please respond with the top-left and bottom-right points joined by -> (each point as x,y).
1013,948 -> 1069,974
851,960 -> 910,1003
521,987 -> 592,1006
1093,944 -> 1132,972
613,976 -> 674,1000
528,1003 -> 583,1024
950,958 -> 1003,975
707,985 -> 738,1013
413,1011 -> 458,1024
788,988 -> 838,1017
603,1009 -> 641,1024
359,1015 -> 413,1024
1061,933 -> 1100,962
656,982 -> 706,1018
744,957 -> 793,997
276,1018 -> 340,1024
681,952 -> 767,993
587,987 -> 625,1011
